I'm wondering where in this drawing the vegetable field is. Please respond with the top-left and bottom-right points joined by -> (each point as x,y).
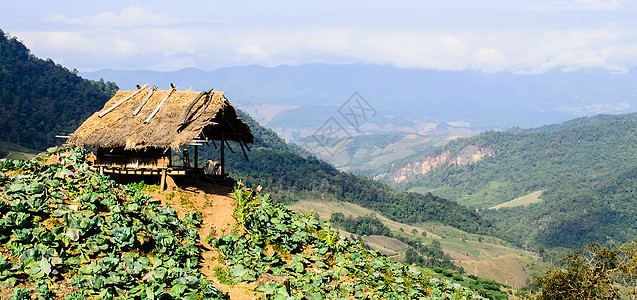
213,187 -> 484,299
0,147 -> 227,299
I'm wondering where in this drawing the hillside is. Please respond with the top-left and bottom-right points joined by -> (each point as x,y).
203,111 -> 493,235
298,132 -> 465,176
386,113 -> 637,248
287,199 -> 545,291
0,147 -> 486,299
0,30 -> 117,150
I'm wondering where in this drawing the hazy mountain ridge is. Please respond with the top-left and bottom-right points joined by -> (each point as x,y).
81,64 -> 637,131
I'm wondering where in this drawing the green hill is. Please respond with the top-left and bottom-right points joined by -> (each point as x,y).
390,113 -> 637,248
0,29 -> 117,150
482,164 -> 637,249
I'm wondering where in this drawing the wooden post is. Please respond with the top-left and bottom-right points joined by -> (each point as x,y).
220,134 -> 225,176
194,145 -> 199,170
160,168 -> 167,191
183,149 -> 190,168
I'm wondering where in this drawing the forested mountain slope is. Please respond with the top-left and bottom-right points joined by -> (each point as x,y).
0,29 -> 117,150
482,164 -> 637,248
388,113 -> 637,248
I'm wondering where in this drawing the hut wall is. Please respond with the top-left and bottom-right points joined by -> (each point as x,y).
96,147 -> 169,169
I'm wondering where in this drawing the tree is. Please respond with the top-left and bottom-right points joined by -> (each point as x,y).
536,241 -> 637,300
616,241 -> 637,300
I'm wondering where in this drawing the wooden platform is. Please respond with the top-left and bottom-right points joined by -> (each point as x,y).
90,165 -> 231,190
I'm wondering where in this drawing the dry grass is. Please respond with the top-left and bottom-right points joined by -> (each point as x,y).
458,254 -> 537,290
490,190 -> 543,210
287,200 -> 439,238
68,89 -> 253,149
362,235 -> 409,256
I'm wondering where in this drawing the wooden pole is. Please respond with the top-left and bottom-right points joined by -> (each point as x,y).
220,134 -> 225,176
194,145 -> 199,169
168,148 -> 172,167
160,168 -> 167,191
99,83 -> 148,117
144,85 -> 175,123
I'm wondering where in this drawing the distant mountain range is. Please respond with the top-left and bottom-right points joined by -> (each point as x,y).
81,64 -> 637,132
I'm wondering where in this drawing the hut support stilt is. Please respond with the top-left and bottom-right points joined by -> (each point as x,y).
160,168 -> 167,191
220,134 -> 225,176
194,145 -> 199,170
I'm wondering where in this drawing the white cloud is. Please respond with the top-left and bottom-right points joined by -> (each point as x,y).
553,102 -> 631,114
44,4 -> 180,28
8,2 -> 636,73
527,0 -> 620,11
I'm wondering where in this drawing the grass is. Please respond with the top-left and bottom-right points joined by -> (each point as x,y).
362,235 -> 410,255
0,141 -> 39,160
490,190 -> 543,209
457,254 -> 539,290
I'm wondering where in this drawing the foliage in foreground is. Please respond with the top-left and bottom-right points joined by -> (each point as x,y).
535,241 -> 637,300
213,186 -> 484,299
0,147 -> 227,299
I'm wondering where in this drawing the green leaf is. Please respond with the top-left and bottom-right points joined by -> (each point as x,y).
169,283 -> 188,297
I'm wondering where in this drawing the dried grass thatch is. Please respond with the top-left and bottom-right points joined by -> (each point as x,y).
67,87 -> 253,150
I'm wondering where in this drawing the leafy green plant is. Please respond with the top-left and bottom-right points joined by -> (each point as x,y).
214,185 -> 484,299
0,147 -> 229,299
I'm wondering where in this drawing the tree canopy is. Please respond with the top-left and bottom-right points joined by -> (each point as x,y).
0,29 -> 117,150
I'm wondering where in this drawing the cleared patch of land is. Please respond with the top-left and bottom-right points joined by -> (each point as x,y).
287,200 -> 439,238
0,141 -> 38,160
145,180 -> 260,300
362,235 -> 410,256
458,254 -> 537,290
490,190 -> 543,209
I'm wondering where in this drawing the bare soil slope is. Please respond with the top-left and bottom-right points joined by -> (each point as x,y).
145,178 -> 259,300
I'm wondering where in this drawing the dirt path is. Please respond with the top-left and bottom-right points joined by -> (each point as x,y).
146,178 -> 259,300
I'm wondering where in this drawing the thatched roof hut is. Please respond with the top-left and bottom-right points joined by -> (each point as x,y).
68,86 -> 253,149
66,85 -> 253,188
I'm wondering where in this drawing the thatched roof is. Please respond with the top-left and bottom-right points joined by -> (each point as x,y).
67,86 -> 254,150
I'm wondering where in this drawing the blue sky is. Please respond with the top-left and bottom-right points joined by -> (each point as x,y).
2,0 -> 636,73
